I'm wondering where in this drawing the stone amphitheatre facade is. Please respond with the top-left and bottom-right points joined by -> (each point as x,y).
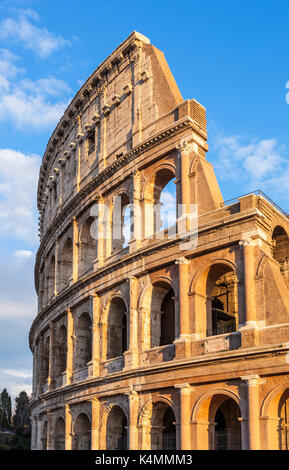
30,32 -> 289,450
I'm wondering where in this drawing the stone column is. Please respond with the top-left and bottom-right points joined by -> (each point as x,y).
64,308 -> 74,385
239,239 -> 259,346
46,410 -> 53,450
36,415 -> 44,450
93,195 -> 105,268
37,335 -> 44,395
91,398 -> 100,450
124,276 -> 139,369
31,416 -> 37,450
72,217 -> 79,283
174,257 -> 190,358
48,323 -> 55,391
177,141 -> 191,232
128,391 -> 139,449
54,238 -> 59,296
89,294 -> 100,376
241,375 -> 260,450
129,170 -> 142,251
65,404 -> 73,450
175,383 -> 192,450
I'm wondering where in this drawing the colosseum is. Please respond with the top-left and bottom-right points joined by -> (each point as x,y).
29,31 -> 289,451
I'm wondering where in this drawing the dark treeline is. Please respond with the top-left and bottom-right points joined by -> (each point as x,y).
0,388 -> 31,450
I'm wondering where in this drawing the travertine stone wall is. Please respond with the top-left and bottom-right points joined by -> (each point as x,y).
30,32 -> 289,451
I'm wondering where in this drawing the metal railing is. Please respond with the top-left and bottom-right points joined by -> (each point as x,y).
223,190 -> 287,217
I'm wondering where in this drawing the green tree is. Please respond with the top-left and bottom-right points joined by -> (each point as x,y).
13,391 -> 30,431
0,388 -> 12,430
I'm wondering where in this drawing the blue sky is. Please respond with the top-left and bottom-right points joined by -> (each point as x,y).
1,0 -> 289,397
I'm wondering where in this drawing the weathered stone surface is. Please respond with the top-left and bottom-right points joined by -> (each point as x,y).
30,31 -> 289,451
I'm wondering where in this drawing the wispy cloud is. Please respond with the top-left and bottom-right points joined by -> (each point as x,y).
14,250 -> 33,258
0,148 -> 40,240
0,48 -> 71,129
209,132 -> 289,210
0,9 -> 70,58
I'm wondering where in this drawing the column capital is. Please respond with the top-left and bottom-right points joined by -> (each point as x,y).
240,374 -> 260,385
174,382 -> 193,392
177,140 -> 191,155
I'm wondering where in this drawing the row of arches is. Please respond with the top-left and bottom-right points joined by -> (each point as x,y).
37,388 -> 289,450
40,166 -> 178,304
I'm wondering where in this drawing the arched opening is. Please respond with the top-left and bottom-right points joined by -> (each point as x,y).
213,399 -> 241,450
107,298 -> 127,360
54,325 -> 67,378
159,179 -> 177,233
272,226 -> 289,265
74,313 -> 92,370
47,255 -> 55,300
106,406 -> 128,450
151,402 -> 176,450
59,238 -> 73,291
73,413 -> 91,450
54,417 -> 65,450
112,193 -> 131,252
278,389 -> 289,450
160,288 -> 175,346
206,264 -> 238,336
272,226 -> 289,288
79,217 -> 97,275
150,282 -> 176,348
145,168 -> 176,237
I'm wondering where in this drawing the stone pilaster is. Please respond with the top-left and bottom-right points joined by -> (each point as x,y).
175,383 -> 192,450
72,217 -> 79,283
240,375 -> 260,450
174,257 -> 190,358
48,323 -> 55,391
63,308 -> 74,385
65,404 -> 73,450
128,391 -> 139,449
46,410 -> 53,450
88,294 -> 100,376
239,238 -> 259,346
129,170 -> 142,251
124,276 -> 139,369
91,398 -> 100,450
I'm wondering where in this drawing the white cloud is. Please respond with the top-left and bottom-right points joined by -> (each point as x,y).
0,48 -> 71,129
14,250 -> 33,258
0,299 -> 36,320
211,134 -> 284,182
0,148 -> 40,241
210,132 -> 289,211
0,9 -> 70,58
2,369 -> 32,379
0,369 -> 32,398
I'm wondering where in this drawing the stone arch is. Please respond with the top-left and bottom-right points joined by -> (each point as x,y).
72,412 -> 91,450
190,259 -> 240,338
139,278 -> 177,350
105,405 -> 128,450
58,236 -> 73,291
138,396 -> 177,450
106,296 -> 128,360
78,215 -> 97,275
54,324 -> 67,378
74,312 -> 92,370
111,190 -> 131,253
54,416 -> 65,450
261,383 -> 289,450
142,164 -> 176,238
191,389 -> 242,450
